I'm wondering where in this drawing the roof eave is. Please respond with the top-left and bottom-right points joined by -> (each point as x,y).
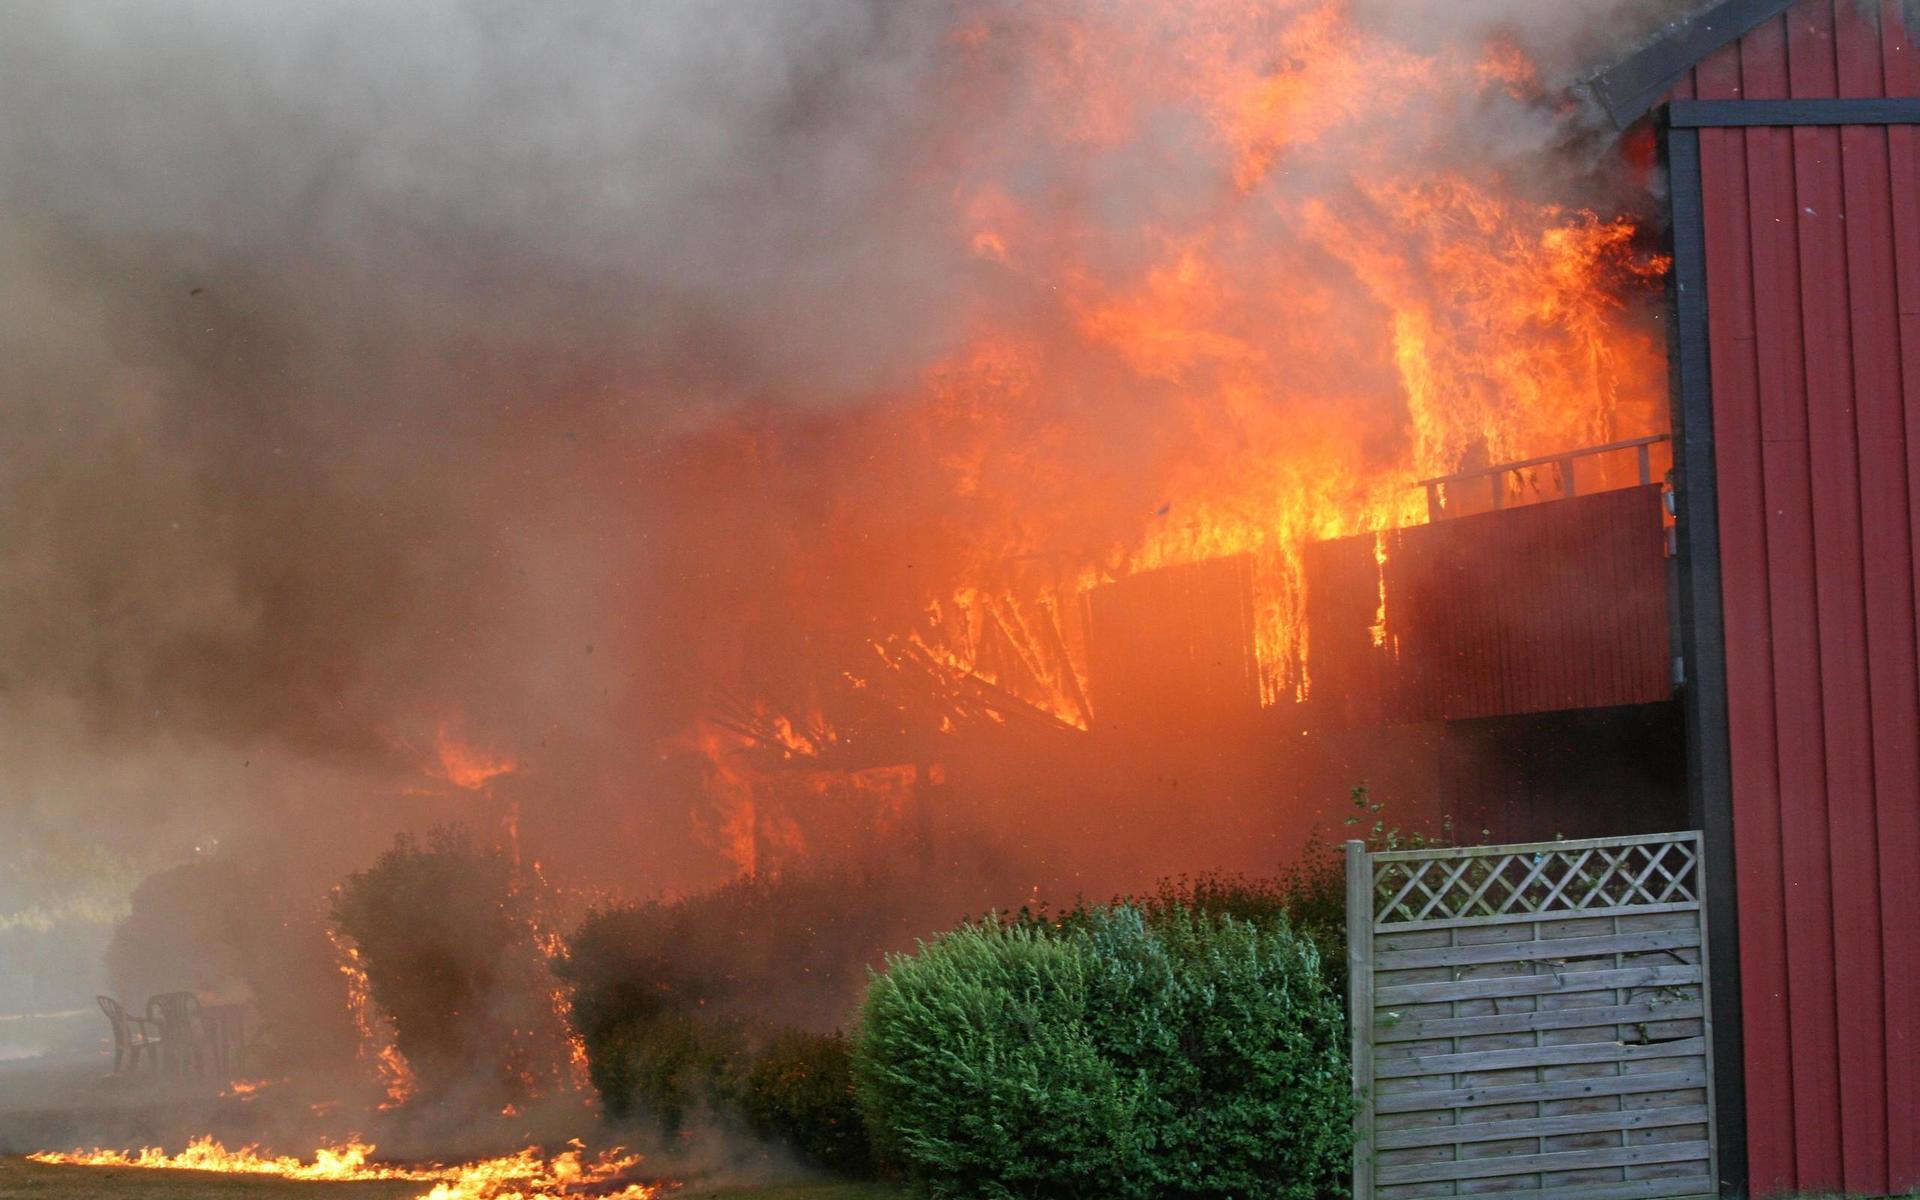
1577,0 -> 1800,130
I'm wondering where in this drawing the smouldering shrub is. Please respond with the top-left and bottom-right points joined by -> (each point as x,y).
561,865 -> 949,1036
726,1028 -> 871,1176
559,874 -> 891,1172
560,1000 -> 872,1174
854,905 -> 1352,1200
331,825 -> 567,1102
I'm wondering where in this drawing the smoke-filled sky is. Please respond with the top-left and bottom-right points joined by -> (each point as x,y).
0,0 -> 1700,926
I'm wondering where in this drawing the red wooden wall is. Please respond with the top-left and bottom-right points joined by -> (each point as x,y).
1304,485 -> 1671,726
1082,555 -> 1260,733
1678,2 -> 1920,1193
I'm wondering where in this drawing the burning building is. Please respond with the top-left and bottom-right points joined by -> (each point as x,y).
659,2 -> 1690,889
0,0 -> 1706,895
2,0 -> 1916,1196
666,2 -> 1920,1194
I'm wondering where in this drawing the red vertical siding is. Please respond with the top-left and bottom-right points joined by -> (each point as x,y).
1302,486 -> 1670,725
1693,31 -> 1803,1194
1083,555 -> 1260,733
1878,7 -> 1920,1190
1684,2 -> 1920,1194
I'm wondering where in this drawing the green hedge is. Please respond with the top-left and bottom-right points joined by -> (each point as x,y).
1092,839 -> 1348,999
853,905 -> 1351,1200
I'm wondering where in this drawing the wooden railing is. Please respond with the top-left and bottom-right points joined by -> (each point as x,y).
1415,433 -> 1672,522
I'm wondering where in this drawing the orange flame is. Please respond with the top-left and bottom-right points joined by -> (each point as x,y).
28,1138 -> 435,1181
29,1138 -> 658,1199
433,720 -> 517,791
900,1 -> 1669,712
218,1078 -> 275,1100
326,925 -> 416,1109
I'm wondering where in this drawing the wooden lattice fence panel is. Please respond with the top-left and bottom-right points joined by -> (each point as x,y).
1347,832 -> 1718,1200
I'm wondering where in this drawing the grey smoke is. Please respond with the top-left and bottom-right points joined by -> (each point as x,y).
0,0 -> 1708,990
0,1 -> 977,906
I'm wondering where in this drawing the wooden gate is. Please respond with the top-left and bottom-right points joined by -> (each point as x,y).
1346,832 -> 1718,1199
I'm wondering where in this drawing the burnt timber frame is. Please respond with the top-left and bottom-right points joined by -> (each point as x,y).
1660,95 -> 1920,1200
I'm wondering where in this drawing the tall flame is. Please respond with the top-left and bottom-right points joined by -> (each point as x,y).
664,0 -> 1674,860
893,1 -> 1669,713
327,925 -> 416,1109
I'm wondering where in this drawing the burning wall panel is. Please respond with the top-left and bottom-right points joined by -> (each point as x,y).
1081,556 -> 1261,734
1306,483 -> 1671,725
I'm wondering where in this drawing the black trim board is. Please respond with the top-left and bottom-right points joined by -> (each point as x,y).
1581,0 -> 1798,129
1671,97 -> 1920,126
1661,123 -> 1751,1200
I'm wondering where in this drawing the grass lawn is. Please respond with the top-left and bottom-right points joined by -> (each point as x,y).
5,1159 -> 1916,1200
0,1159 -> 422,1199
0,1157 -> 902,1199
673,1186 -> 900,1200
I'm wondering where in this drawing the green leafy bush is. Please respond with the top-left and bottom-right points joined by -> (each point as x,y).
1014,835 -> 1351,1004
854,905 -> 1352,1200
1143,842 -> 1348,999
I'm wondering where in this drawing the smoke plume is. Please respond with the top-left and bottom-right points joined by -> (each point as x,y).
1,0 -> 1701,996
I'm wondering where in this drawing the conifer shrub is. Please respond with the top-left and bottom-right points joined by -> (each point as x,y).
853,905 -> 1352,1200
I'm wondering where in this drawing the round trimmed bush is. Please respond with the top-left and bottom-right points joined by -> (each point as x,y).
853,905 -> 1351,1200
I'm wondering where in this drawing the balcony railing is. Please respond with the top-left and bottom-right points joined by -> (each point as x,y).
1414,433 -> 1672,522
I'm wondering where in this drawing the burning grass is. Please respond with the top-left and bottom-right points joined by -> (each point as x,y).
22,1139 -> 658,1200
1,1158 -> 905,1200
1,1153 -> 904,1200
0,1158 -> 422,1200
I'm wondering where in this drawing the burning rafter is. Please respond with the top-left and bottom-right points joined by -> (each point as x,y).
704,630 -> 1084,779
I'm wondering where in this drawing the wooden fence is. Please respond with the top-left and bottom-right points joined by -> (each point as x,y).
1347,832 -> 1718,1200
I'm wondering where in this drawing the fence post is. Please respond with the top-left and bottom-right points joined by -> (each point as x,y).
1346,839 -> 1374,1200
